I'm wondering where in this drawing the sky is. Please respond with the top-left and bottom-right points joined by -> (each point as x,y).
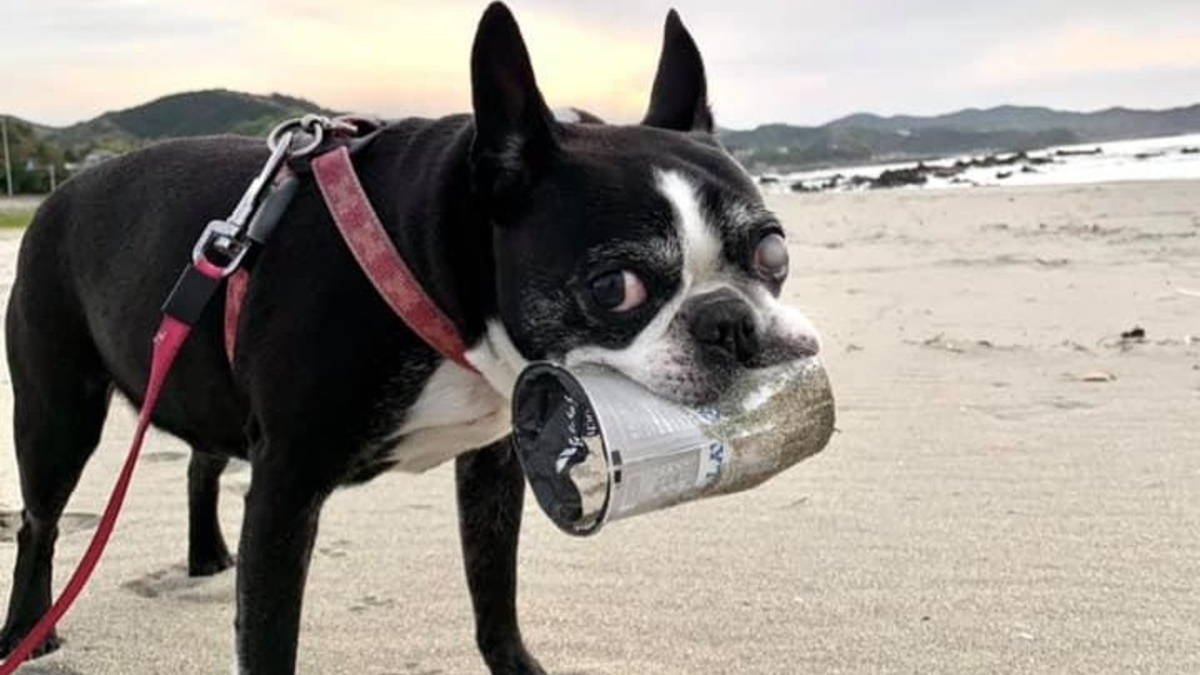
6,0 -> 1200,130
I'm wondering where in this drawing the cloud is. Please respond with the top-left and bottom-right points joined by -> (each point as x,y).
970,23 -> 1200,84
5,0 -> 662,125
6,0 -> 1200,128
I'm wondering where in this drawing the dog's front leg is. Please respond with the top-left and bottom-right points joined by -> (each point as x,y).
234,453 -> 329,675
456,439 -> 546,675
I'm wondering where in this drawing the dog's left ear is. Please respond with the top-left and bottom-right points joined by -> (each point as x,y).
642,9 -> 714,133
470,2 -> 558,202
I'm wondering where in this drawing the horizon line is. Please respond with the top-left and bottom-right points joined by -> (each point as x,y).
5,88 -> 1200,133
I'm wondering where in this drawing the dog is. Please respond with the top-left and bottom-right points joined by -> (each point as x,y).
0,3 -> 820,673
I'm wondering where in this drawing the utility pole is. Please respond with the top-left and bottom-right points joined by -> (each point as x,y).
1,116 -> 12,198
49,163 -> 56,192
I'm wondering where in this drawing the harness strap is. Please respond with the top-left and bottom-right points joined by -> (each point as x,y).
224,269 -> 249,363
311,146 -> 475,371
0,263 -> 220,675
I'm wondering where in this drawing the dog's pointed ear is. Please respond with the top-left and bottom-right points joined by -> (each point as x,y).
642,9 -> 714,133
470,2 -> 557,201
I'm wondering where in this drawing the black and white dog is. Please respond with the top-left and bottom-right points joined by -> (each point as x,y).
0,4 -> 819,673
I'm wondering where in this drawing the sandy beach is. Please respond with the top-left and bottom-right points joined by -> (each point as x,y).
1,180 -> 1197,674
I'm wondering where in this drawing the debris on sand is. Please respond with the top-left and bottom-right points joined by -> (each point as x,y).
918,333 -> 965,353
1035,257 -> 1070,267
1075,371 -> 1118,383
1120,326 -> 1146,341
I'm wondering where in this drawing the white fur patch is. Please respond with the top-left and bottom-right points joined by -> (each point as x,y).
748,284 -> 823,356
655,169 -> 722,285
464,319 -> 529,397
382,321 -> 525,473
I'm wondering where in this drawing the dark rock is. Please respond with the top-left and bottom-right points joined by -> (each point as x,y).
872,166 -> 928,188
1120,326 -> 1145,340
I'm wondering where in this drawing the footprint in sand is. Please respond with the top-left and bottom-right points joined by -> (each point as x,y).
0,510 -> 19,542
121,563 -> 235,604
13,663 -> 87,675
0,511 -> 99,543
141,450 -> 188,463
379,663 -> 445,675
348,594 -> 398,613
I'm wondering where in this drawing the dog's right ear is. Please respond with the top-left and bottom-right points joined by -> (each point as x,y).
642,10 -> 714,133
470,2 -> 558,203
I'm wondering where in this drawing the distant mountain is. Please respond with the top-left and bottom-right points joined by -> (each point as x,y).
6,92 -> 1200,191
37,89 -> 332,155
723,103 -> 1200,171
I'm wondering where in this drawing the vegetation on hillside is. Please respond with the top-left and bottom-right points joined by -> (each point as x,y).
1,118 -> 69,194
2,90 -> 330,194
4,92 -> 1200,195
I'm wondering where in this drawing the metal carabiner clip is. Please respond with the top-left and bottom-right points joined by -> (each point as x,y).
191,219 -> 252,277
268,118 -> 325,159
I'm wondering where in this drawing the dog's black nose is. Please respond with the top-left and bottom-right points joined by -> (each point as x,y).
686,291 -> 762,365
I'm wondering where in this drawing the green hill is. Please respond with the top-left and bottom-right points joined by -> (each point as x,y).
43,89 -> 331,155
1,117 -> 69,193
5,92 -> 1200,195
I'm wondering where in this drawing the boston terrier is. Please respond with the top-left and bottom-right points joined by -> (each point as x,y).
0,3 -> 820,673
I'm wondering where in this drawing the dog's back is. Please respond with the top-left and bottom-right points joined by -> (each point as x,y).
11,137 -> 264,413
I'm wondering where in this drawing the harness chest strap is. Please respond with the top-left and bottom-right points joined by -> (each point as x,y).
310,146 -> 476,372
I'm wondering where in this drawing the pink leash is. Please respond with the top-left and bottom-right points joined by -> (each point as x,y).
0,264 -> 220,675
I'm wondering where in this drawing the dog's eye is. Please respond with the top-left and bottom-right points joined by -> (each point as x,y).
753,233 -> 789,282
590,270 -> 647,312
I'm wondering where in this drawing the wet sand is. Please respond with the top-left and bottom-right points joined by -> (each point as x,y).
1,180 -> 1198,674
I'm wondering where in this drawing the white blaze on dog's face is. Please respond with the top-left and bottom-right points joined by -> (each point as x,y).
559,168 -> 820,404
467,5 -> 821,405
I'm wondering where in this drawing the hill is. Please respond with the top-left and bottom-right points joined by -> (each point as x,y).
723,103 -> 1200,171
6,92 -> 1200,194
40,89 -> 331,155
1,117 -> 70,193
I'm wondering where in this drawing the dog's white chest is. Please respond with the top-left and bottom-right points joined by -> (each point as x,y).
385,360 -> 512,472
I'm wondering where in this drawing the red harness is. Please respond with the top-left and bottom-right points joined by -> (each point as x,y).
0,133 -> 472,673
221,146 -> 473,370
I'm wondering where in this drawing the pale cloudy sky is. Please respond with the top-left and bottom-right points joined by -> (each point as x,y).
7,0 -> 1200,129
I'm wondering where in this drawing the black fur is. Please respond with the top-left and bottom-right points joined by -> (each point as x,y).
0,4 -> 768,673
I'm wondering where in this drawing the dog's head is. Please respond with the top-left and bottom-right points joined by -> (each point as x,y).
468,3 -> 821,406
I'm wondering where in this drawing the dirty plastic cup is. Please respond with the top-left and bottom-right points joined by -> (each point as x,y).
511,358 -> 835,536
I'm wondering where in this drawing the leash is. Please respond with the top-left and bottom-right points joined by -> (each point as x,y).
0,269 -> 217,675
0,113 -> 469,672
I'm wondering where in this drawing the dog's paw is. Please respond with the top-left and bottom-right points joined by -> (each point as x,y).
188,552 -> 235,577
0,625 -> 62,660
485,645 -> 547,675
